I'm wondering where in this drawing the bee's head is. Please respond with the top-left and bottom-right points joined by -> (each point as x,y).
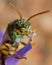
13,19 -> 32,36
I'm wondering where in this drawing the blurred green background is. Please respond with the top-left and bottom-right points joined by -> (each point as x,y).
0,0 -> 52,65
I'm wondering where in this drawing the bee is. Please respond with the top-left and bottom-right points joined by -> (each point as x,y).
0,1 -> 49,62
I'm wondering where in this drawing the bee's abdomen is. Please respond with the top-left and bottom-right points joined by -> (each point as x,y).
0,43 -> 12,55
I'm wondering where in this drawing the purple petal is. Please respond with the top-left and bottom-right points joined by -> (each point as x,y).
0,29 -> 4,44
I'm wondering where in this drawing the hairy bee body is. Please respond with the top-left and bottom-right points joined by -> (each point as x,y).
0,19 -> 32,58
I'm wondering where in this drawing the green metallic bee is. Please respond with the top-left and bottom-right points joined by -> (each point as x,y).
0,2 -> 49,59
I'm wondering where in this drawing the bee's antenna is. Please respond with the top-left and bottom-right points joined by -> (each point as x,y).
9,2 -> 22,19
27,10 -> 50,21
